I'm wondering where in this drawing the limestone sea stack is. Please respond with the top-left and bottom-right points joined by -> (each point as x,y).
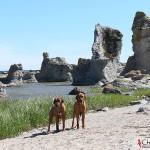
6,64 -> 23,86
72,24 -> 123,85
36,52 -> 73,82
122,11 -> 150,75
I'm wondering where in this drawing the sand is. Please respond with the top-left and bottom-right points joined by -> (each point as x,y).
1,103 -> 150,150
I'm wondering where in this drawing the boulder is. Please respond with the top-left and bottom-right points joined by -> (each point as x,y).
124,70 -> 141,78
72,24 -> 123,85
124,70 -> 146,80
102,84 -> 122,94
69,87 -> 86,95
36,52 -> 73,82
0,81 -> 7,97
131,74 -> 145,80
23,71 -> 38,83
130,101 -> 141,106
97,107 -> 109,112
6,64 -> 23,86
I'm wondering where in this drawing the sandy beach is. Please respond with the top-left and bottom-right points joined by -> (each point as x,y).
0,103 -> 150,150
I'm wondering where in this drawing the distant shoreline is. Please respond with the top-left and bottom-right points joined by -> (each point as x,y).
0,70 -> 40,74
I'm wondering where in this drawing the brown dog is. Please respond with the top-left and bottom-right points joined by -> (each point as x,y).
48,98 -> 66,133
72,93 -> 86,129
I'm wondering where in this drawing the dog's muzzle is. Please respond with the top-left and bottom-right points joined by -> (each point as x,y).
55,103 -> 61,107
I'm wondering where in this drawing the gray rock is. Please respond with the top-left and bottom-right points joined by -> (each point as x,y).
130,100 -> 147,106
23,72 -> 38,83
102,87 -> 122,94
137,107 -> 146,113
131,74 -> 145,80
72,24 -> 123,85
0,81 -> 7,97
102,83 -> 122,94
130,101 -> 141,106
69,87 -> 86,95
6,64 -> 23,86
97,107 -> 109,112
92,24 -> 122,61
121,56 -> 136,76
132,12 -> 150,73
36,52 -> 73,82
123,11 -> 150,75
124,70 -> 141,78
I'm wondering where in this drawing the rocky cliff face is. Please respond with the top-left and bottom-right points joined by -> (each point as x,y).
132,11 -> 150,73
122,11 -> 150,75
6,64 -> 23,85
36,52 -> 73,82
92,24 -> 122,60
72,24 -> 123,85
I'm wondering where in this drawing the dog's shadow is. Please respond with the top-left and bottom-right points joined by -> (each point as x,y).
24,128 -> 73,139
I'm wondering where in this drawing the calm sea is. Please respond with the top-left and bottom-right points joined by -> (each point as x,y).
0,82 -> 91,100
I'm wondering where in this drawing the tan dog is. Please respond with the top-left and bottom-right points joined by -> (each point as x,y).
72,93 -> 86,129
48,98 -> 66,133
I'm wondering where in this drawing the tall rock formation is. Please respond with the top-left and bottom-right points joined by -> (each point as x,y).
72,24 -> 123,85
6,64 -> 23,85
36,52 -> 73,82
122,11 -> 150,75
132,11 -> 150,73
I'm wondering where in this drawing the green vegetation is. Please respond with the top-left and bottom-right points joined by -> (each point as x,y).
86,94 -> 138,110
133,88 -> 150,97
0,97 -> 76,139
0,87 -> 149,139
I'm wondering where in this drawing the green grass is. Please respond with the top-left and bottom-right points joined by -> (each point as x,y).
89,86 -> 103,93
133,88 -> 150,97
0,97 -> 51,139
0,87 -> 149,139
86,94 -> 138,111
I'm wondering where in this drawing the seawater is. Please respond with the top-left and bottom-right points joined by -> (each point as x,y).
1,82 -> 91,100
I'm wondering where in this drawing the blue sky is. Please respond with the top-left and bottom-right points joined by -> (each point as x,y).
0,0 -> 149,70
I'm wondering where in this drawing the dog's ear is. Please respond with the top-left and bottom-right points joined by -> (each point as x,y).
53,98 -> 57,105
84,94 -> 86,101
61,98 -> 64,103
76,95 -> 78,100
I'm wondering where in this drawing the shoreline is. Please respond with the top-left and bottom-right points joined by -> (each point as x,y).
0,103 -> 150,150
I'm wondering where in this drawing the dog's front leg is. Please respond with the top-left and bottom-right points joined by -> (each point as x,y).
48,114 -> 53,133
82,112 -> 85,129
62,113 -> 66,131
72,111 -> 75,128
56,116 -> 60,131
76,114 -> 80,129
